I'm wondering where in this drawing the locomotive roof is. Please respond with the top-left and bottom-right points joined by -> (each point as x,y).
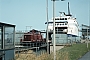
30,29 -> 40,32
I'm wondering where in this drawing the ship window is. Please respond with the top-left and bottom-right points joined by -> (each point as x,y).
57,24 -> 59,25
65,23 -> 67,25
65,22 -> 68,25
60,18 -> 64,20
55,18 -> 59,20
55,18 -> 67,20
62,23 -> 64,25
65,18 -> 67,20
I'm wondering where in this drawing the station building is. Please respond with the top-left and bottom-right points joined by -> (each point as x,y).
0,22 -> 15,60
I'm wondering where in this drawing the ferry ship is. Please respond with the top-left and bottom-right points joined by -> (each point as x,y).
45,2 -> 79,44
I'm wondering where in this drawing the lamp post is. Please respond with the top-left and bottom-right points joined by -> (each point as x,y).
51,0 -> 65,60
53,1 -> 56,60
46,0 -> 49,54
51,0 -> 56,60
89,0 -> 90,49
87,28 -> 88,48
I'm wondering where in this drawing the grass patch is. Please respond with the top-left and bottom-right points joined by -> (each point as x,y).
58,43 -> 90,60
15,43 -> 90,60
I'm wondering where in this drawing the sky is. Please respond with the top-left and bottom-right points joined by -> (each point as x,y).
0,0 -> 90,31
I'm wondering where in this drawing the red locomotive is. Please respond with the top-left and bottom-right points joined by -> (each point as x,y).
20,29 -> 45,43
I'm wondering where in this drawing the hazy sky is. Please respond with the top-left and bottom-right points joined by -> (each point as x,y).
0,0 -> 90,31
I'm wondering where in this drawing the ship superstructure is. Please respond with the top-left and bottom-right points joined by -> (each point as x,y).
46,12 -> 78,36
45,2 -> 79,44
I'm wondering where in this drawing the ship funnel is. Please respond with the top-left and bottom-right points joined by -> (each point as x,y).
67,2 -> 72,16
